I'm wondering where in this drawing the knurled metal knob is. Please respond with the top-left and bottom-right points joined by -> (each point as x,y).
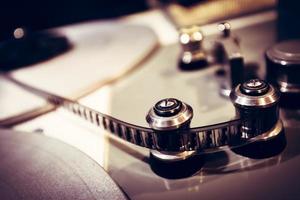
240,79 -> 270,96
146,98 -> 193,131
230,79 -> 281,138
146,98 -> 195,161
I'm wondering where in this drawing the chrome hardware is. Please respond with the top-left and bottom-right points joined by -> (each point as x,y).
230,79 -> 282,140
178,26 -> 207,70
215,22 -> 244,97
146,98 -> 196,161
266,39 -> 300,94
218,22 -> 231,37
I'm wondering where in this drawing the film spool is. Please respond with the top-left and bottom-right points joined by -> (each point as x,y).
7,76 -> 284,161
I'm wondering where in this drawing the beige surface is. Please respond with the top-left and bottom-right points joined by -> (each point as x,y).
167,0 -> 276,27
1,21 -> 158,123
11,22 -> 158,98
0,75 -> 45,119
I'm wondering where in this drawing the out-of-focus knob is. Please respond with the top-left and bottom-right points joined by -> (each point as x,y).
214,22 -> 244,97
266,39 -> 300,93
218,22 -> 231,37
178,26 -> 208,70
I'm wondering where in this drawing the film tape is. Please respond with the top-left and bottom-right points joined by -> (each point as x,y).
6,76 -> 280,153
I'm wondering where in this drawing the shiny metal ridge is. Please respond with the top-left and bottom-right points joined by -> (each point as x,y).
230,79 -> 280,108
146,98 -> 195,161
146,98 -> 193,131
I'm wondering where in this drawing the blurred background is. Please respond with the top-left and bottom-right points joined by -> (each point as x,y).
1,0 -> 300,42
0,0 -> 148,40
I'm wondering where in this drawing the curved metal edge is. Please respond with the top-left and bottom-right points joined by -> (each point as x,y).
230,84 -> 281,108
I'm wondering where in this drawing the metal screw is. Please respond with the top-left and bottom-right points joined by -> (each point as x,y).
246,79 -> 263,88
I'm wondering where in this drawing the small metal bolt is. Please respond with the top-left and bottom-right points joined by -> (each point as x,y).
246,79 -> 263,88
159,99 -> 175,108
241,79 -> 269,96
154,98 -> 182,117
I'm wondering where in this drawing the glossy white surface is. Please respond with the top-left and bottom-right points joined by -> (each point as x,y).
1,21 -> 158,121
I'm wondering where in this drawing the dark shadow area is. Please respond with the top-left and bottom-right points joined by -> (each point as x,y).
277,0 -> 300,41
244,62 -> 260,80
178,59 -> 208,71
231,130 -> 286,159
0,1 -> 148,41
201,150 -> 229,169
279,93 -> 300,109
0,31 -> 71,71
149,152 -> 206,179
215,68 -> 226,76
